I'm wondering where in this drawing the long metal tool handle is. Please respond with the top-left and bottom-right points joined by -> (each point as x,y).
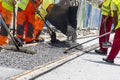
36,12 -> 52,35
103,21 -> 108,42
30,0 -> 53,35
12,2 -> 16,36
0,15 -> 20,50
64,31 -> 112,53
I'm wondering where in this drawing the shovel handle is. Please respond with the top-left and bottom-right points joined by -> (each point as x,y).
30,0 -> 53,35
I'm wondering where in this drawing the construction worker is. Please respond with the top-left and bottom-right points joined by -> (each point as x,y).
16,0 -> 42,44
34,0 -> 54,42
95,0 -> 113,55
103,0 -> 120,63
0,0 -> 16,45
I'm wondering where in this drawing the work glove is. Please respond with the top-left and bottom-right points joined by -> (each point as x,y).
35,9 -> 40,14
32,0 -> 42,7
12,0 -> 17,7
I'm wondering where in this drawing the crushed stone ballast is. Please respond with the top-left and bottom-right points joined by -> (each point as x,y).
9,43 -> 99,80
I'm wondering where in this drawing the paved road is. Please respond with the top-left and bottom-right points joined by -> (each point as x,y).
0,67 -> 24,80
1,33 -> 115,80
35,49 -> 120,80
34,34 -> 120,80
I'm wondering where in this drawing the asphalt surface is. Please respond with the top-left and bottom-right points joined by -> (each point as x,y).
0,67 -> 24,80
33,33 -> 119,80
0,30 -> 99,80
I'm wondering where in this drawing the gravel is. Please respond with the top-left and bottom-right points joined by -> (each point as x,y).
0,29 -> 97,70
0,41 -> 79,70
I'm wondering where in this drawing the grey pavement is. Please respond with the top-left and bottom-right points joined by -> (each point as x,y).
34,33 -> 120,80
0,33 -> 116,80
35,49 -> 120,80
0,67 -> 24,80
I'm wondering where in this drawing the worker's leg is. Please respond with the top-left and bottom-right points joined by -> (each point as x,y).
107,28 -> 120,60
34,17 -> 44,42
16,8 -> 26,42
0,7 -> 12,45
24,1 -> 35,43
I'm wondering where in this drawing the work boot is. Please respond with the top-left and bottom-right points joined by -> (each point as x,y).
0,47 -> 2,51
25,37 -> 34,44
34,30 -> 44,42
25,41 -> 34,44
14,36 -> 24,47
103,58 -> 114,63
51,39 -> 60,43
95,49 -> 107,55
35,37 -> 44,42
9,37 -> 24,47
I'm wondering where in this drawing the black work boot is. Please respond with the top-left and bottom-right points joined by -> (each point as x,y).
35,30 -> 44,42
0,47 -> 2,51
103,58 -> 114,63
95,49 -> 107,55
13,36 -> 24,47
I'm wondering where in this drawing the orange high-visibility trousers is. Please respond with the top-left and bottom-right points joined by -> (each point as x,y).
34,16 -> 44,39
0,6 -> 12,45
16,1 -> 35,43
33,4 -> 54,40
16,0 -> 43,43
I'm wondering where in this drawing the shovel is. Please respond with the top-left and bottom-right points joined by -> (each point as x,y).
12,2 -> 23,47
30,0 -> 58,43
0,15 -> 36,54
0,15 -> 20,50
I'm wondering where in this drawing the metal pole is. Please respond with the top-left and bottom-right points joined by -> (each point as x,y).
12,2 -> 16,36
64,31 -> 112,53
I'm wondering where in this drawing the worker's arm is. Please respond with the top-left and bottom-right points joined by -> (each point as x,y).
112,1 -> 118,27
103,0 -> 112,25
111,1 -> 118,32
113,10 -> 118,27
12,0 -> 17,5
103,10 -> 111,24
98,0 -> 105,8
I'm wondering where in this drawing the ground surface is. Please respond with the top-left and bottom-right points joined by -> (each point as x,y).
2,30 -> 114,80
35,49 -> 120,80
33,33 -> 120,80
